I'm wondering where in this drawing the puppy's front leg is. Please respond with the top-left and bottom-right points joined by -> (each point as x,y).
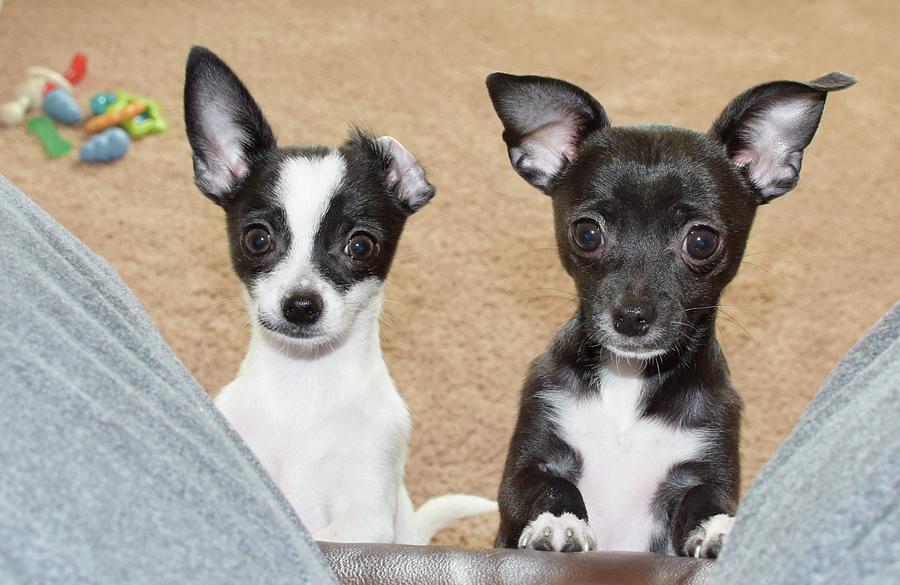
496,366 -> 597,553
497,452 -> 595,552
512,473 -> 596,553
313,466 -> 399,543
672,484 -> 735,559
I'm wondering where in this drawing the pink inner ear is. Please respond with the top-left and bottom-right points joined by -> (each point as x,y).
377,136 -> 431,206
730,148 -> 758,169
727,96 -> 821,196
524,120 -> 580,154
517,119 -> 580,173
197,105 -> 251,194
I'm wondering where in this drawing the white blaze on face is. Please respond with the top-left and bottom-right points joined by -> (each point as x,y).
280,151 -> 347,265
250,151 -> 347,336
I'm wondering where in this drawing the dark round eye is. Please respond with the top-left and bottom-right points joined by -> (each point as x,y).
346,233 -> 378,261
683,226 -> 720,260
572,219 -> 604,252
242,227 -> 272,255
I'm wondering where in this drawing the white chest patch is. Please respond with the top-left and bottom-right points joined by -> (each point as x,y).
553,362 -> 706,552
214,326 -> 411,540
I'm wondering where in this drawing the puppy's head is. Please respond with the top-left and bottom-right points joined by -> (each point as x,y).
185,47 -> 434,349
486,72 -> 854,360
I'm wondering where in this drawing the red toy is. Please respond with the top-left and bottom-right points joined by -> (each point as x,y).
43,53 -> 88,95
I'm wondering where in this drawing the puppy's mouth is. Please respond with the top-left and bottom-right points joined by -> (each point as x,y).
590,315 -> 674,361
606,344 -> 668,361
257,316 -> 328,341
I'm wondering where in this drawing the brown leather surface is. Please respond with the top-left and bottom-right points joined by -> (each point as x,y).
319,543 -> 713,585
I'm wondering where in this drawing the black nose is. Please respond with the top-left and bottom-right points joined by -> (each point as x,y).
282,292 -> 323,325
612,302 -> 656,337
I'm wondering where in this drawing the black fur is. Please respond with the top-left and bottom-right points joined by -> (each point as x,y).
184,46 -> 277,204
214,139 -> 410,294
487,72 -> 853,555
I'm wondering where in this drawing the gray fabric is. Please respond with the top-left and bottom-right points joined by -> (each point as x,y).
0,175 -> 335,584
715,302 -> 900,585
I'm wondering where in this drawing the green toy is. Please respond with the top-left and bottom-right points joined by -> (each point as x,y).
122,99 -> 166,138
27,115 -> 72,158
107,92 -> 167,139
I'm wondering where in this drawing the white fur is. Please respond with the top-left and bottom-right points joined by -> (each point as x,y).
687,513 -> 735,558
217,300 -> 415,542
519,511 -> 596,552
249,152 -> 360,344
551,358 -> 707,552
217,152 -> 492,543
607,346 -> 667,360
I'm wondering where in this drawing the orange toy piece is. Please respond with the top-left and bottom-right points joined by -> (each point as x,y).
84,102 -> 146,133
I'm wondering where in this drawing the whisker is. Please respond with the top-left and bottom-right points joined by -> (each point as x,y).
528,295 -> 578,305
716,322 -> 731,353
740,260 -> 777,279
717,311 -> 753,339
381,311 -> 401,327
533,287 -> 588,303
212,296 -> 244,308
684,304 -> 736,312
541,299 -> 576,324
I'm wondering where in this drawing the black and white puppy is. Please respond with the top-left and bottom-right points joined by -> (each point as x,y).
184,47 -> 495,544
486,72 -> 854,557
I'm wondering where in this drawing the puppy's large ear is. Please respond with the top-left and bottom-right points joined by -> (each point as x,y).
710,72 -> 855,204
376,135 -> 436,213
184,46 -> 277,205
485,73 -> 610,193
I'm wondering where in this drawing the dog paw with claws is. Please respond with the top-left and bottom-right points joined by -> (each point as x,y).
684,513 -> 734,558
518,512 -> 596,552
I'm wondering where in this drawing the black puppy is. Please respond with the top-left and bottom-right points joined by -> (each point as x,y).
486,72 -> 854,557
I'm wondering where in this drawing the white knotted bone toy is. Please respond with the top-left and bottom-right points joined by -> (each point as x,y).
1,66 -> 73,126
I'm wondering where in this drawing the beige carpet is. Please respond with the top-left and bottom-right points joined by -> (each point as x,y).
1,0 -> 897,547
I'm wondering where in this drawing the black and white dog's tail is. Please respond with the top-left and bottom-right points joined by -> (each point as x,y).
415,494 -> 499,543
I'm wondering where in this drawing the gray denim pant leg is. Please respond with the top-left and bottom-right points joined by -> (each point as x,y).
714,303 -> 900,585
0,175 -> 335,584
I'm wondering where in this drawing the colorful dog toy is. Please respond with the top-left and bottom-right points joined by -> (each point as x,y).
43,88 -> 82,124
1,69 -> 70,127
80,127 -> 130,163
42,53 -> 88,95
1,54 -> 87,126
90,92 -> 118,116
84,102 -> 145,133
121,98 -> 167,138
87,92 -> 168,138
27,115 -> 73,158
63,54 -> 88,85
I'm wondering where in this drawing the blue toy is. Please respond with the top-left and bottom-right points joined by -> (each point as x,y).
89,92 -> 118,115
43,88 -> 81,124
80,127 -> 130,163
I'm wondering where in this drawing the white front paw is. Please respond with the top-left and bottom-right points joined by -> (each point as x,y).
684,513 -> 734,559
518,512 -> 596,552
